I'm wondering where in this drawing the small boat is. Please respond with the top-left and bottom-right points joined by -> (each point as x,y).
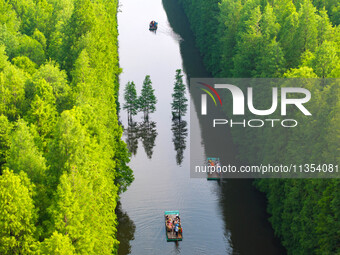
149,21 -> 158,31
207,157 -> 221,180
164,210 -> 183,241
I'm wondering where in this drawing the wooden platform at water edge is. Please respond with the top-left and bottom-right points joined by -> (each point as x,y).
164,210 -> 183,241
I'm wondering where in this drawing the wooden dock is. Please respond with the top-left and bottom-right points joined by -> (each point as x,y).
164,210 -> 183,241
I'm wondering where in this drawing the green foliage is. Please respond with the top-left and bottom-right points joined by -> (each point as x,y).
138,75 -> 157,120
171,69 -> 188,119
6,119 -> 50,231
39,232 -> 75,255
0,0 -> 132,254
0,62 -> 27,121
0,45 -> 8,70
32,29 -> 47,50
31,61 -> 72,112
114,138 -> 134,193
17,35 -> 45,65
0,115 -> 12,173
0,169 -> 37,254
47,108 -> 90,186
6,119 -> 47,184
11,56 -> 37,75
49,170 -> 118,254
233,4 -> 262,77
294,0 -> 319,54
0,1 -> 19,58
312,40 -> 339,78
123,81 -> 138,120
178,0 -> 340,253
26,79 -> 58,140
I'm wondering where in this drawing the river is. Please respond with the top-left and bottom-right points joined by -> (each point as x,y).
116,0 -> 286,254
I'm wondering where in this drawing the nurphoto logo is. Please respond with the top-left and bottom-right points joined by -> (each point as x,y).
198,81 -> 312,128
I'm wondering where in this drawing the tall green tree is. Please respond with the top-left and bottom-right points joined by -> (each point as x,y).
31,62 -> 72,113
6,119 -> 49,230
232,5 -> 262,77
171,69 -> 188,120
7,119 -> 47,184
255,4 -> 285,77
17,35 -> 45,66
39,232 -> 75,255
138,75 -> 157,120
27,79 -> 58,140
0,115 -> 12,173
47,109 -> 90,186
123,81 -> 138,122
11,56 -> 37,75
0,169 -> 37,255
312,40 -> 339,78
295,0 -> 318,55
0,63 -> 27,121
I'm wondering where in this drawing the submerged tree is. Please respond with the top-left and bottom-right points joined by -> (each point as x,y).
138,75 -> 157,121
123,81 -> 138,122
171,69 -> 188,120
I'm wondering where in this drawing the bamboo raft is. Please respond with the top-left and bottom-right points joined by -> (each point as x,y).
207,157 -> 221,180
164,210 -> 183,241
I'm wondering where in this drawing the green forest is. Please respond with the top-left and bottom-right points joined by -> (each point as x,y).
177,0 -> 339,254
0,0 -> 133,254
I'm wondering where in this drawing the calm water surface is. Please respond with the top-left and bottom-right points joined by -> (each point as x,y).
117,0 -> 286,254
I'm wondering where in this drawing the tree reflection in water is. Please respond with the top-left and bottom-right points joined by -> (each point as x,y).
125,119 -> 158,159
171,118 -> 188,165
125,120 -> 139,156
116,202 -> 136,255
139,120 -> 157,159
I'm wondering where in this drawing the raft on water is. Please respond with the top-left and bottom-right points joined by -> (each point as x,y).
149,21 -> 158,30
207,157 -> 221,180
164,210 -> 183,241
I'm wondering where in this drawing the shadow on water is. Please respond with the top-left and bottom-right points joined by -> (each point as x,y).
162,0 -> 286,254
219,179 -> 286,254
116,202 -> 136,255
161,0 -> 210,79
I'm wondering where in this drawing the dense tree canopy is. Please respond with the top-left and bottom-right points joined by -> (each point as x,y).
177,0 -> 339,253
0,0 -> 133,253
0,170 -> 37,254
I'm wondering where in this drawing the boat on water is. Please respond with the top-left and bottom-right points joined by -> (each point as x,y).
149,20 -> 158,30
207,157 -> 221,180
164,210 -> 183,241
